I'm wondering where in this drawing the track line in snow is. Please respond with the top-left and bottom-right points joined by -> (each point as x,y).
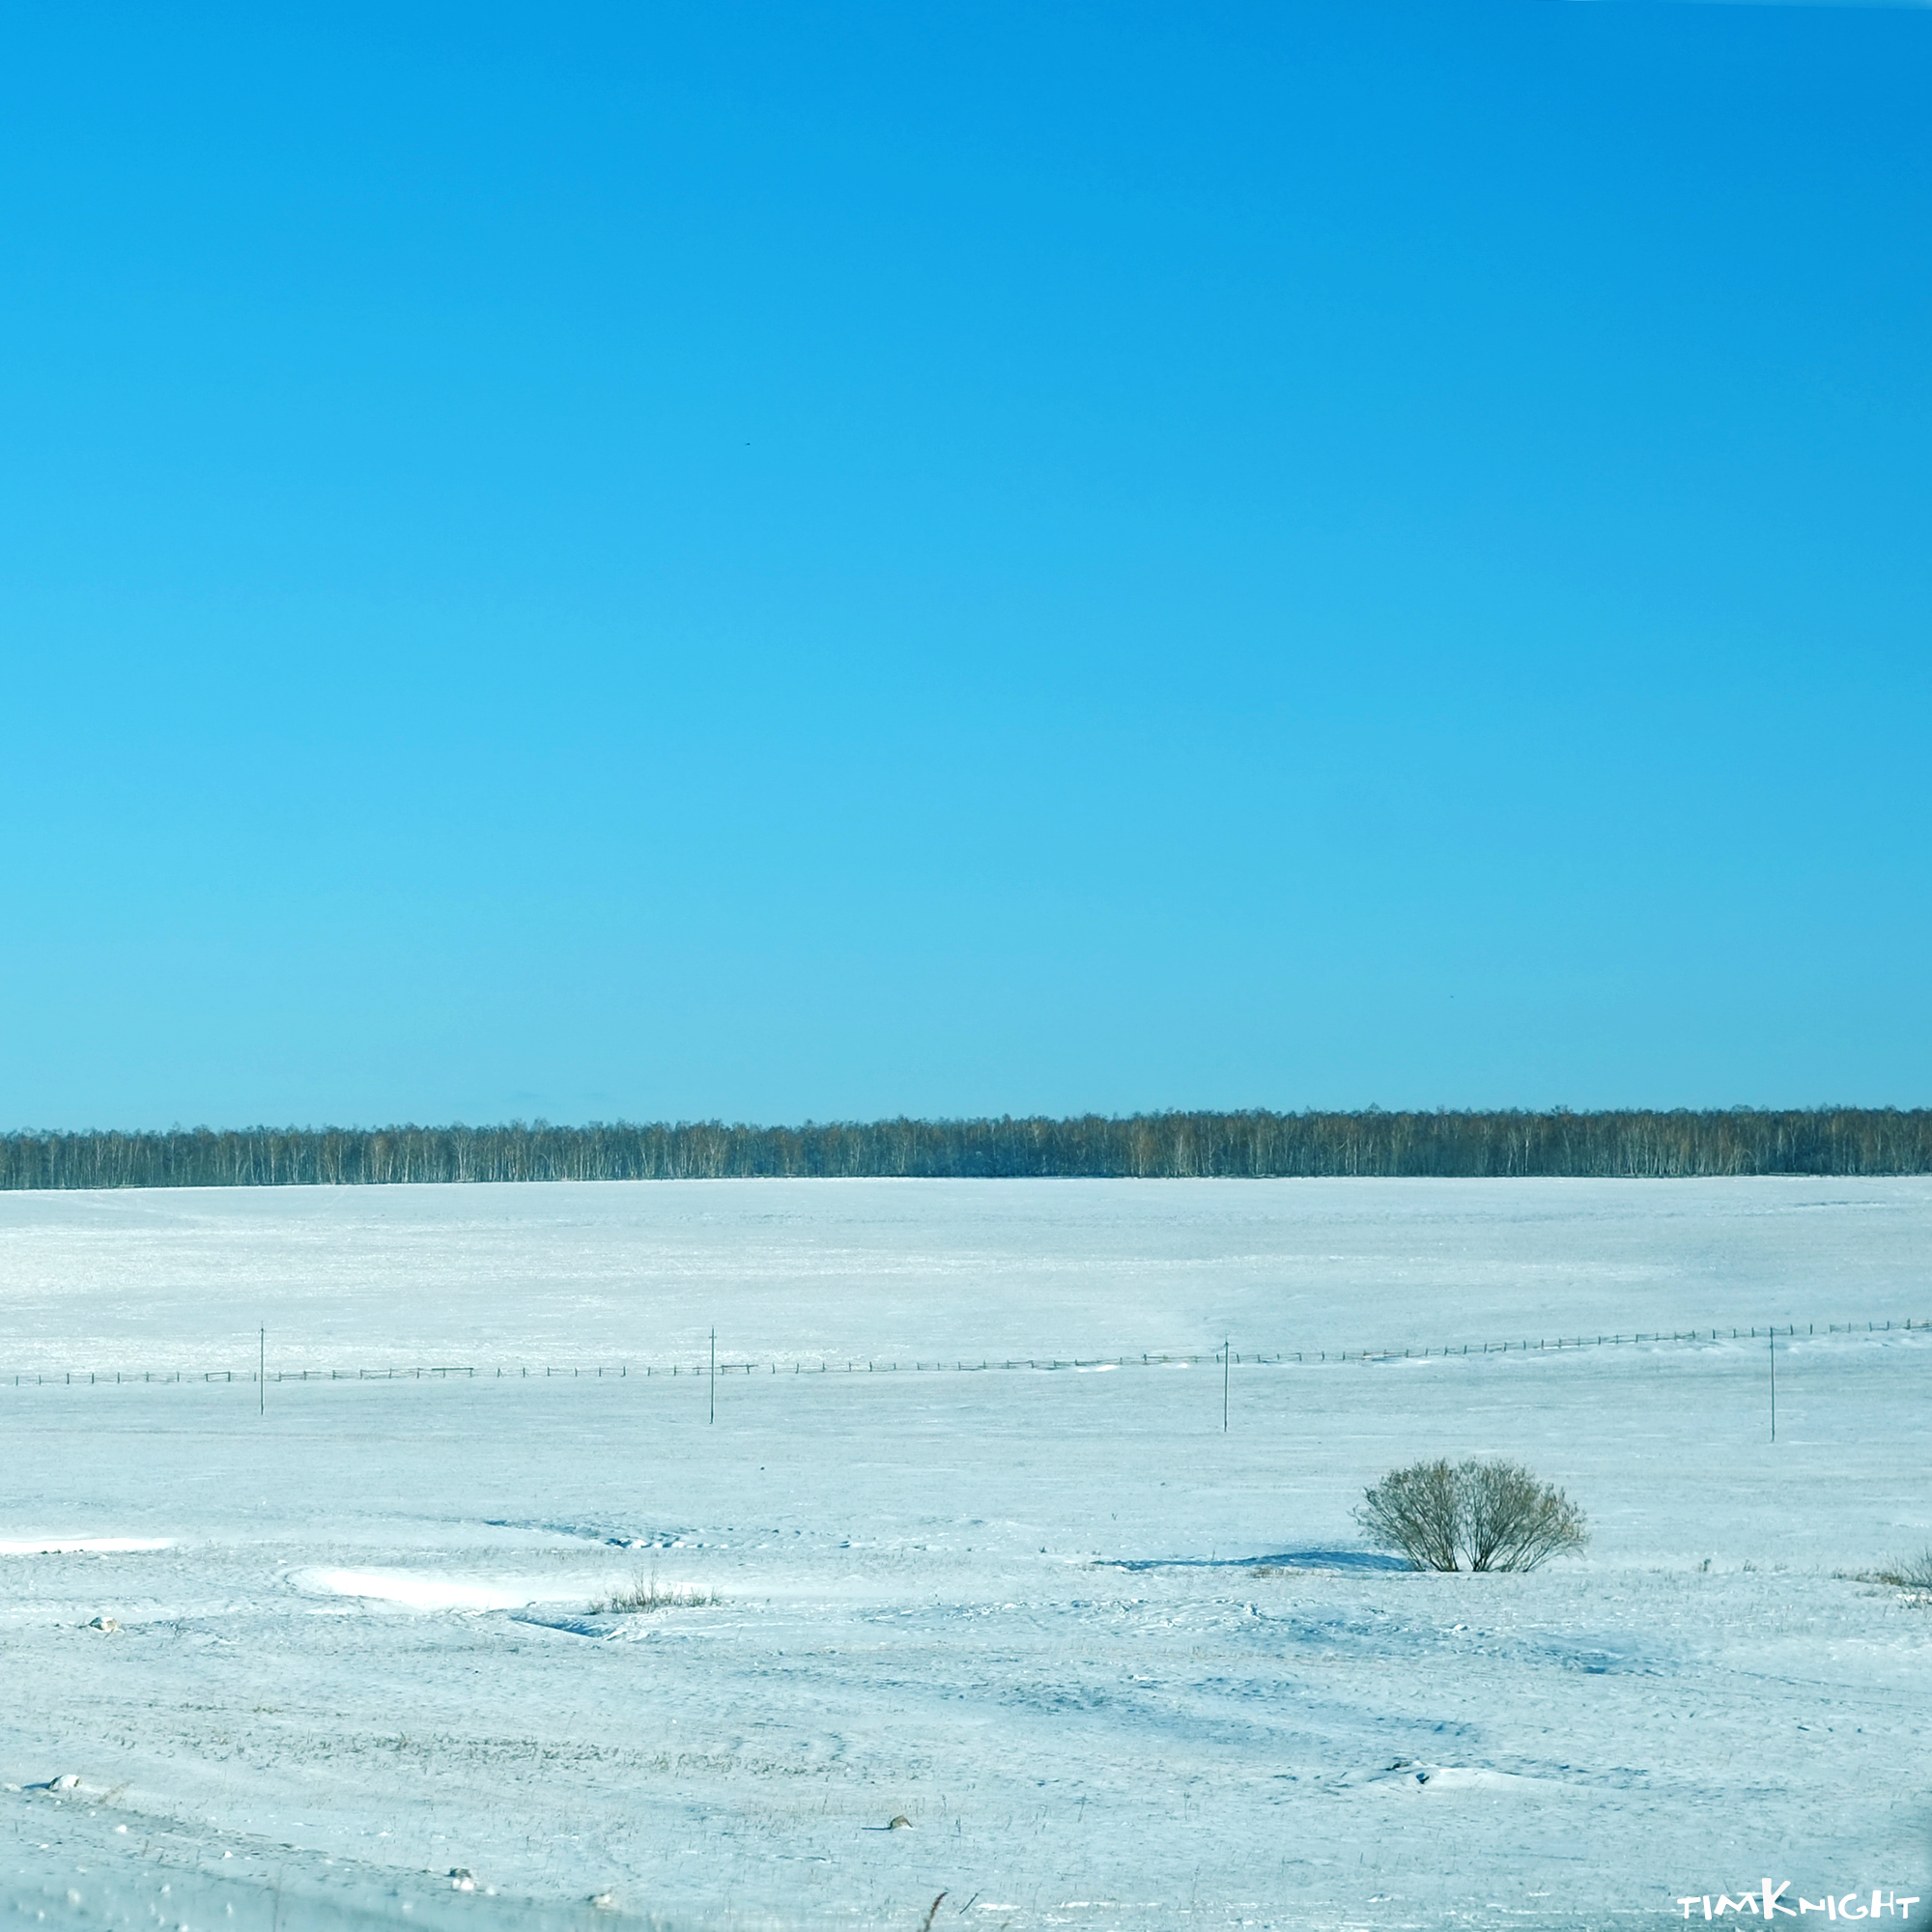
0,1537 -> 173,1555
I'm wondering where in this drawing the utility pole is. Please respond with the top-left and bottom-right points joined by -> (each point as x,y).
1769,1328 -> 1776,1443
1223,1338 -> 1230,1433
710,1327 -> 716,1426
259,1327 -> 265,1416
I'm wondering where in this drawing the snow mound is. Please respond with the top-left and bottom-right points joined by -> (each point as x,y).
1412,1767 -> 1534,1791
290,1568 -> 586,1611
486,1517 -> 690,1548
1376,1763 -> 1547,1794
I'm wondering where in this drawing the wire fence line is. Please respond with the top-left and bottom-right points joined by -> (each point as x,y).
3,1317 -> 1922,1389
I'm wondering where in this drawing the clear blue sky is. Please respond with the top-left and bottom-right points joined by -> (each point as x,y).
3,2 -> 1928,1131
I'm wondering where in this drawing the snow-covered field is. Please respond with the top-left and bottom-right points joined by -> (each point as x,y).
3,1179 -> 1929,1932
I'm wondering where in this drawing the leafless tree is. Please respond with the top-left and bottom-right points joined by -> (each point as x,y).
3,1108 -> 1928,1190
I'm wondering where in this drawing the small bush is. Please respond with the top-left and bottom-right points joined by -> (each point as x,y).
1355,1458 -> 1588,1573
1870,1549 -> 1932,1591
592,1571 -> 722,1614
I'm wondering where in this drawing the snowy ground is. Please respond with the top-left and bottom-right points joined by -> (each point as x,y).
2,1179 -> 1929,1932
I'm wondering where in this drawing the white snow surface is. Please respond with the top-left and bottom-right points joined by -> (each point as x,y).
2,1177 -> 1929,1932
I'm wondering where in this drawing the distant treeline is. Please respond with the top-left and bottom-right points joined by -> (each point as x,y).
1,1109 -> 1929,1189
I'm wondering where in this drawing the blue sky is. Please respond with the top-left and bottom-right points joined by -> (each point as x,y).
2,2 -> 1928,1130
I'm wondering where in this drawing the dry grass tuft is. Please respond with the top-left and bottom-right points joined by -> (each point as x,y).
1867,1549 -> 1932,1593
592,1570 -> 722,1615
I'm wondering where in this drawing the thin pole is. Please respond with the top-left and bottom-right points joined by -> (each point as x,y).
1769,1329 -> 1776,1443
259,1328 -> 265,1415
1223,1338 -> 1230,1433
710,1327 -> 716,1426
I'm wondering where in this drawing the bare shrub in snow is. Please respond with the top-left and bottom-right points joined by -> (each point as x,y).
1356,1459 -> 1587,1573
592,1571 -> 721,1614
1355,1460 -> 1463,1572
1461,1460 -> 1590,1572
